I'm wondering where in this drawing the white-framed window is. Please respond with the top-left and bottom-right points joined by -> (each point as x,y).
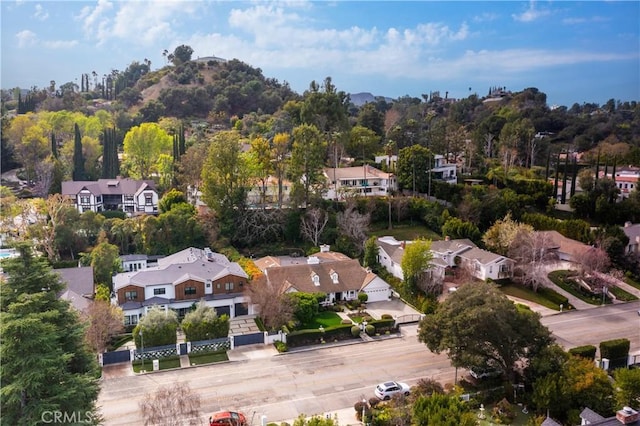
225,282 -> 234,291
145,194 -> 153,205
80,196 -> 90,204
125,290 -> 137,300
184,287 -> 196,295
153,288 -> 166,295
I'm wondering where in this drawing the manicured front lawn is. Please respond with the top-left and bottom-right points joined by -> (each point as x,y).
188,350 -> 228,366
369,223 -> 441,242
499,283 -> 568,311
548,271 -> 604,305
132,355 -> 181,373
624,276 -> 640,291
609,285 -> 638,302
301,311 -> 343,329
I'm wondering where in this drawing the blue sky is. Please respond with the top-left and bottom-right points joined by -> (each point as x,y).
1,1 -> 639,107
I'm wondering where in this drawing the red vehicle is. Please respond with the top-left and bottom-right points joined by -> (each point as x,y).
209,411 -> 247,426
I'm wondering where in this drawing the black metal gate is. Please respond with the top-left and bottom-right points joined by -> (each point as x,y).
102,350 -> 131,365
179,343 -> 188,355
233,332 -> 264,346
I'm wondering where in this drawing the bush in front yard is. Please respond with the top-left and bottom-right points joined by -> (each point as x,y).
351,325 -> 361,337
274,340 -> 288,353
365,324 -> 375,336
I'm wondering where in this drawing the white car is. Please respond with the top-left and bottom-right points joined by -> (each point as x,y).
374,381 -> 411,400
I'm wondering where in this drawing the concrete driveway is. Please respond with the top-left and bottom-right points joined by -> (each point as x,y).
364,298 -> 423,320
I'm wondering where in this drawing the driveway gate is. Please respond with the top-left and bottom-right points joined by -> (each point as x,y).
102,350 -> 131,365
233,332 -> 265,346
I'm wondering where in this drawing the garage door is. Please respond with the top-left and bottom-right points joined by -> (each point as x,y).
365,288 -> 389,302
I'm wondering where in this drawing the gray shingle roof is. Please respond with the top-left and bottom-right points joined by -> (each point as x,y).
113,247 -> 247,291
459,247 -> 512,265
61,178 -> 156,196
430,239 -> 477,254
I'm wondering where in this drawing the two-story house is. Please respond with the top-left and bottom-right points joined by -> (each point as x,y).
375,236 -> 447,285
113,247 -> 249,326
62,177 -> 159,215
623,222 -> 640,258
323,165 -> 396,200
431,155 -> 457,184
254,246 -> 391,305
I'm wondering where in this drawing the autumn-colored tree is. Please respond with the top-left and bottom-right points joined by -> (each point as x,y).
83,300 -> 124,353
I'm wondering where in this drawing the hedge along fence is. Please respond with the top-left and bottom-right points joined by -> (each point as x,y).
569,345 -> 597,360
538,287 -> 570,308
600,338 -> 630,370
286,324 -> 357,347
368,319 -> 397,335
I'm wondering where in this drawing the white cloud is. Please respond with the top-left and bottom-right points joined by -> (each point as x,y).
16,29 -> 37,47
473,12 -> 499,23
563,16 -> 609,25
33,4 -> 48,21
512,1 -> 551,22
43,40 -> 79,49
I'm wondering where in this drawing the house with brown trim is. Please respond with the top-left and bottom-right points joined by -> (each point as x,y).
112,247 -> 249,326
62,177 -> 159,215
254,246 -> 391,305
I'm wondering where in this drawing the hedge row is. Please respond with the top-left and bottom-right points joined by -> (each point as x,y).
569,345 -> 597,360
286,324 -> 357,347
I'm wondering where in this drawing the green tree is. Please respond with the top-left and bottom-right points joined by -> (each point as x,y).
0,244 -> 100,424
133,306 -> 178,348
441,217 -> 482,244
246,135 -> 274,209
90,241 -> 121,290
347,125 -> 381,163
289,124 -> 327,207
171,44 -> 194,65
531,355 -> 614,424
412,393 -> 477,426
201,130 -> 250,230
123,123 -> 172,179
292,414 -> 339,426
158,188 -> 188,213
289,292 -> 324,325
73,122 -> 86,180
613,368 -> 640,408
418,281 -> 553,383
181,301 -> 229,342
397,145 -> 433,194
363,236 -> 380,271
155,203 -> 204,255
401,238 -> 433,294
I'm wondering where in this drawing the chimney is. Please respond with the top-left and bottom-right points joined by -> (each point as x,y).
320,244 -> 330,253
616,407 -> 639,425
445,236 -> 450,241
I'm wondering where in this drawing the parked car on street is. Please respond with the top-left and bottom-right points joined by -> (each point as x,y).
374,381 -> 411,400
209,411 -> 247,426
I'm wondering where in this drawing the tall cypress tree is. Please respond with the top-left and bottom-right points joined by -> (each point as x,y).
544,149 -> 551,181
553,151 -> 560,203
178,123 -> 186,156
72,123 -> 86,180
50,132 -> 58,158
594,149 -> 601,183
570,156 -> 577,197
0,244 -> 100,424
561,148 -> 569,204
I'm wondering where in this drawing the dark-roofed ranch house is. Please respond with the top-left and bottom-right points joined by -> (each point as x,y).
62,177 -> 159,215
254,247 -> 392,305
112,247 -> 249,326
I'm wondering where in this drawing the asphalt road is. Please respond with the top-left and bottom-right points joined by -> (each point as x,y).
98,302 -> 640,425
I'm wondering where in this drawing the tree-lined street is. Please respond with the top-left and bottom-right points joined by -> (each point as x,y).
98,301 -> 640,425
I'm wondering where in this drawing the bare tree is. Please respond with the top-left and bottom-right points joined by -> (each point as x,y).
580,247 -> 611,276
509,230 -> 558,291
233,209 -> 286,246
33,159 -> 54,198
139,382 -> 201,426
300,207 -> 329,246
83,300 -> 125,353
337,204 -> 370,256
244,275 -> 294,331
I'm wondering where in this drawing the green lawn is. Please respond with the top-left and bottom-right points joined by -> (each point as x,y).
624,276 -> 640,291
369,223 -> 441,241
609,285 -> 638,302
132,356 -> 181,373
301,311 -> 343,329
499,284 -> 567,311
188,350 -> 229,366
